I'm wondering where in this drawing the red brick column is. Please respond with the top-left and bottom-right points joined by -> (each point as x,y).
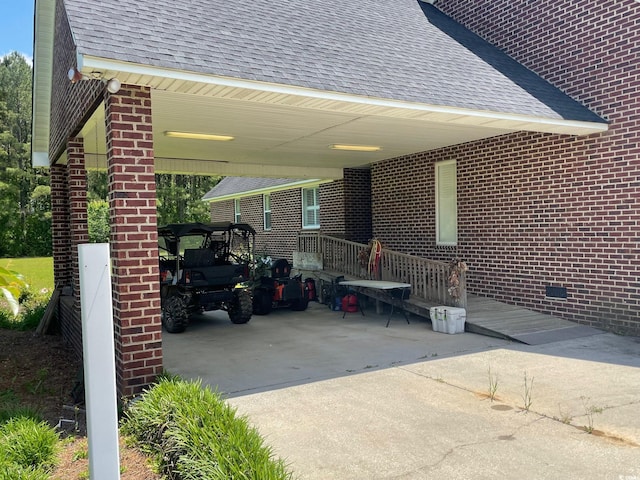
105,84 -> 162,397
67,138 -> 89,310
50,163 -> 71,288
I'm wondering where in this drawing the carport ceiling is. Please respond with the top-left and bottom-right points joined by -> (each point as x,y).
80,85 -> 571,180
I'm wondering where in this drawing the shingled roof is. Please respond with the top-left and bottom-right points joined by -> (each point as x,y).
63,0 -> 603,123
203,177 -> 319,201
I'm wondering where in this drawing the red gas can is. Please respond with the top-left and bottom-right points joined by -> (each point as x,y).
341,294 -> 358,313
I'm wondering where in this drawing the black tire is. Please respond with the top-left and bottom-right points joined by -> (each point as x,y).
229,289 -> 252,324
290,293 -> 309,311
252,289 -> 273,315
162,295 -> 189,333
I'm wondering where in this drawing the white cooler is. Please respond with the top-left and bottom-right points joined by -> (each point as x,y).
430,307 -> 466,334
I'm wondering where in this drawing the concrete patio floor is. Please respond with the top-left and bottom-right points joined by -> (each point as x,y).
163,301 -> 640,479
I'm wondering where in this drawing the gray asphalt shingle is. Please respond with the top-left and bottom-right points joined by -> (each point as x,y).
202,177 -> 305,200
64,0 -> 604,123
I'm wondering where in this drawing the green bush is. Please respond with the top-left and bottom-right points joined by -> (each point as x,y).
121,378 -> 294,480
88,199 -> 110,243
0,460 -> 50,480
0,417 -> 59,474
0,288 -> 49,331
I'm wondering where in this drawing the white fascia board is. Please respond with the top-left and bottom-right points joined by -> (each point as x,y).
31,0 -> 56,167
205,179 -> 333,203
32,151 -> 50,167
80,55 -> 609,136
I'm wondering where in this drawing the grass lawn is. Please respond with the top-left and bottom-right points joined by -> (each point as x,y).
1,257 -> 54,292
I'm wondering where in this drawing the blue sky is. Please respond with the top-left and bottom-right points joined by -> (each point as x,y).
1,0 -> 35,61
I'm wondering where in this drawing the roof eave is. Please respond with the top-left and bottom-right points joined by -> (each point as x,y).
80,55 -> 609,137
31,0 -> 57,167
204,179 -> 332,203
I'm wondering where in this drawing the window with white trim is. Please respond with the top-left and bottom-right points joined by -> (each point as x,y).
435,160 -> 458,245
263,194 -> 272,231
302,188 -> 320,229
234,199 -> 241,223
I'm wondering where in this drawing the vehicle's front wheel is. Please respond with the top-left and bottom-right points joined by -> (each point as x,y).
162,294 -> 189,333
252,289 -> 273,315
229,289 -> 252,324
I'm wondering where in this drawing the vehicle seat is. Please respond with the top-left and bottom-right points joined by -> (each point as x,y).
271,259 -> 291,279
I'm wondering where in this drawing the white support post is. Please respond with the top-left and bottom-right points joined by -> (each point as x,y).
78,243 -> 120,480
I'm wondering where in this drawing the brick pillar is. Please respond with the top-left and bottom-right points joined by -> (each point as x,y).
50,163 -> 71,288
105,84 -> 162,398
67,138 -> 89,310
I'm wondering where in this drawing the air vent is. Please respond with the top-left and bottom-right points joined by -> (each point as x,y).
545,286 -> 567,299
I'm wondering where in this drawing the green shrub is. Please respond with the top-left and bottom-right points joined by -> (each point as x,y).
0,459 -> 50,480
0,417 -> 59,472
0,288 -> 50,331
88,200 -> 110,243
0,403 -> 42,425
121,378 -> 294,480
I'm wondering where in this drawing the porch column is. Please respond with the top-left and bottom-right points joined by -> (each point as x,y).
105,84 -> 162,397
67,138 -> 89,316
50,163 -> 71,288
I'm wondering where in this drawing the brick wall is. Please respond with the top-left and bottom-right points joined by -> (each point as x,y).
66,138 -> 89,355
319,180 -> 346,238
343,168 -> 372,243
211,189 -> 305,262
210,173 -> 372,261
371,0 -> 639,334
105,85 -> 163,397
50,0 -> 104,162
50,164 -> 71,288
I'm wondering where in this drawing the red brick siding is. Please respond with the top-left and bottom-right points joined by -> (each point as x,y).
319,180 -> 346,238
371,1 -> 639,334
50,0 -> 104,162
105,85 -> 163,397
210,199 -> 234,223
211,190 -> 305,262
343,168 -> 372,243
210,173 -> 371,260
437,0 -> 638,122
50,164 -> 71,288
66,138 -> 88,353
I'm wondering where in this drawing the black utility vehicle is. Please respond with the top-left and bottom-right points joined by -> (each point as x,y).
158,222 -> 255,333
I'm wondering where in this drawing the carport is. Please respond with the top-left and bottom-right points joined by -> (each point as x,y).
32,0 -> 606,396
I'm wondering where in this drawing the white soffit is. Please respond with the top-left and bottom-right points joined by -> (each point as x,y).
81,56 -> 608,136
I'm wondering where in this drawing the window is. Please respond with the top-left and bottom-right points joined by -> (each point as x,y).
302,188 -> 320,229
435,160 -> 457,245
234,199 -> 241,223
263,194 -> 272,231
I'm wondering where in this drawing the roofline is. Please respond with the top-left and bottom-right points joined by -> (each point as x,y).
31,0 -> 56,167
204,179 -> 332,203
80,55 -> 609,136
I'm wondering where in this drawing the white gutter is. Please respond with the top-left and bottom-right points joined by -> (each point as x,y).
80,55 -> 609,136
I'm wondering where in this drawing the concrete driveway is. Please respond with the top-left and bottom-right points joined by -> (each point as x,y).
163,301 -> 640,479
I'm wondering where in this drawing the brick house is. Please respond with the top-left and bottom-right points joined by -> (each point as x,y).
32,0 -> 637,394
205,174 -> 373,258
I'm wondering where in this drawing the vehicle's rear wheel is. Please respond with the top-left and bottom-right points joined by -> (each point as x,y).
290,290 -> 310,311
229,289 -> 252,324
252,289 -> 273,315
162,294 -> 189,333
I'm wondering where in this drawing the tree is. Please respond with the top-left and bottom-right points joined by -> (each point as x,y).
0,52 -> 50,257
155,173 -> 221,225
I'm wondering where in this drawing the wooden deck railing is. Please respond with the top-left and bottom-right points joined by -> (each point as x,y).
297,233 -> 466,308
